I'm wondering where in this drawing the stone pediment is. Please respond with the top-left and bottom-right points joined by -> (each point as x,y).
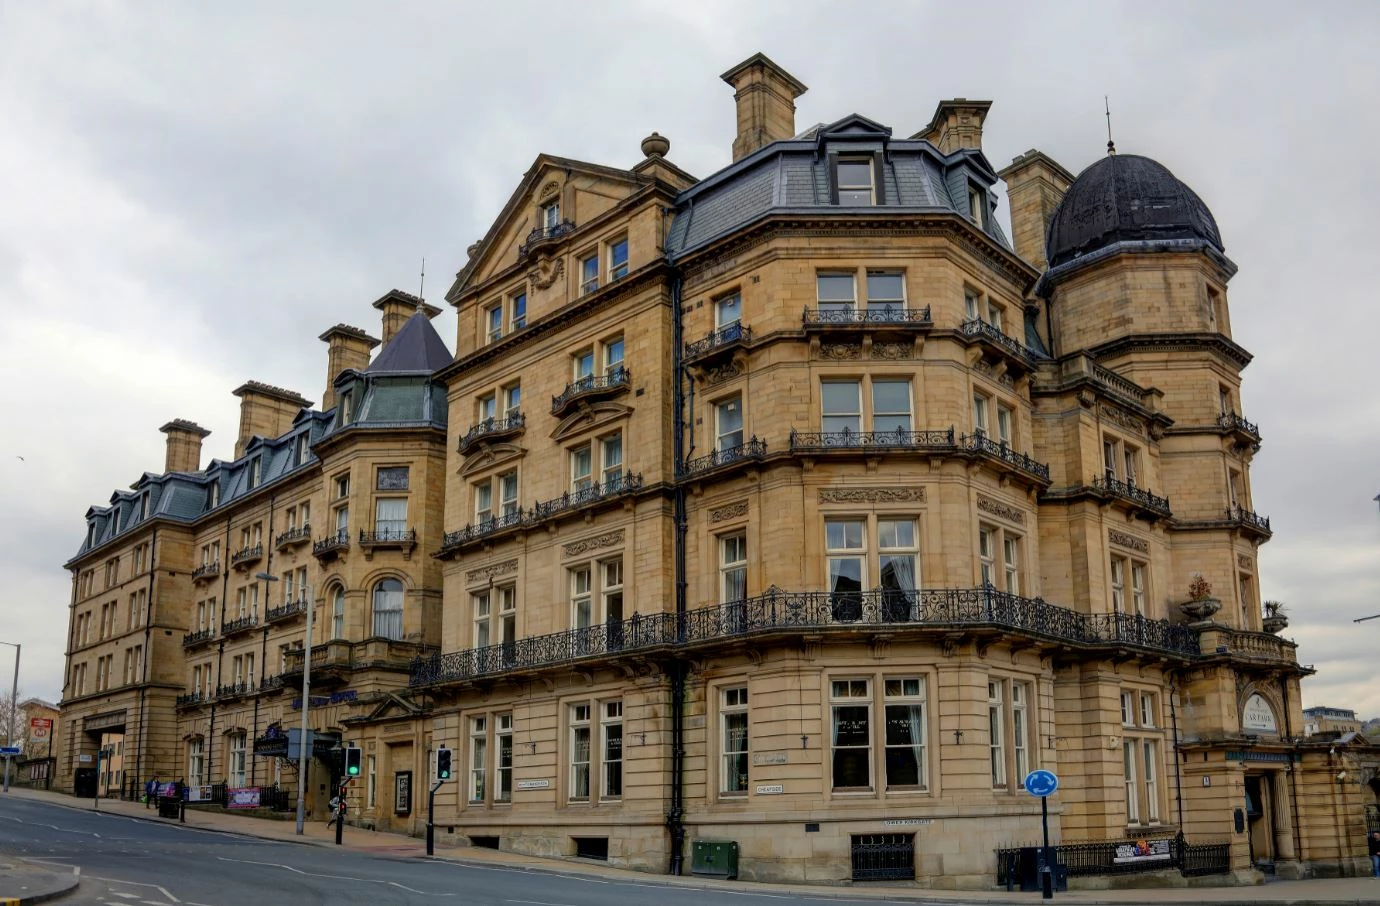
550,400 -> 633,442
458,442 -> 527,477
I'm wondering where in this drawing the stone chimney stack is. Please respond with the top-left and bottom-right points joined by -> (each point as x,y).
372,288 -> 443,345
159,419 -> 210,474
915,99 -> 992,154
721,53 -> 808,162
318,324 -> 380,411
997,149 -> 1076,272
232,381 -> 312,458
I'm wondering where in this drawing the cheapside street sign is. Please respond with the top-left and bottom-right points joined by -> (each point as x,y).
1024,769 -> 1058,798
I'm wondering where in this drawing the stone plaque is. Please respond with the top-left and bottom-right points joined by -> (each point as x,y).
1242,694 -> 1278,733
376,467 -> 409,490
709,501 -> 749,523
976,493 -> 1024,525
752,752 -> 788,766
1108,530 -> 1149,554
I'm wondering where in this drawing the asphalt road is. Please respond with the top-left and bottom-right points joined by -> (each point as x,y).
0,796 -> 918,906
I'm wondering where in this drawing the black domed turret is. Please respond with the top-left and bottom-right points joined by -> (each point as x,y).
1045,154 -> 1222,269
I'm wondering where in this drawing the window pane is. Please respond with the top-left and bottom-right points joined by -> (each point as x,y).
826,520 -> 864,550
837,161 -> 872,186
878,519 -> 915,549
716,294 -> 742,326
867,272 -> 904,301
816,273 -> 855,303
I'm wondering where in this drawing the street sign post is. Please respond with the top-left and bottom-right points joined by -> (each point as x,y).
0,746 -> 20,756
1024,770 -> 1060,900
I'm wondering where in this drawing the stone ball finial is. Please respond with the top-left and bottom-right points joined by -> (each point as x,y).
641,131 -> 670,159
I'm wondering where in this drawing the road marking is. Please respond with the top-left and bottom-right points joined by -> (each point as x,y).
86,878 -> 181,903
419,861 -> 610,884
506,900 -> 575,906
216,857 -> 457,896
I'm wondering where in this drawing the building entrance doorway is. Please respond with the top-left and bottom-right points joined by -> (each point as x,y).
1245,773 -> 1280,870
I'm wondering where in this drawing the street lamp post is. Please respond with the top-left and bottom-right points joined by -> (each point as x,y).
1,641 -> 19,794
261,570 -> 311,835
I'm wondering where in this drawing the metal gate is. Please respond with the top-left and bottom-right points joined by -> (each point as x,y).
851,833 -> 915,881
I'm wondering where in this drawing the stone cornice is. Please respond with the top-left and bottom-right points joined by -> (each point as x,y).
1088,333 -> 1253,370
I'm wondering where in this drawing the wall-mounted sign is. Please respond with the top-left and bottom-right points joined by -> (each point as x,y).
1242,694 -> 1278,733
752,752 -> 788,766
395,771 -> 412,816
516,779 -> 550,790
884,818 -> 932,827
756,784 -> 784,795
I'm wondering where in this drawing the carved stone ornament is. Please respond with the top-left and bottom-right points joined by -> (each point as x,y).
466,558 -> 518,583
818,343 -> 862,361
976,493 -> 1025,525
1099,404 -> 1146,437
709,501 -> 749,523
538,180 -> 560,201
1108,529 -> 1149,554
703,361 -> 744,387
562,530 -> 624,558
528,256 -> 564,290
1237,554 -> 1253,570
819,487 -> 926,504
870,342 -> 912,360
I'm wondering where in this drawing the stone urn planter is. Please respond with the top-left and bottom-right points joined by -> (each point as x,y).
1180,596 -> 1222,621
1262,601 -> 1289,634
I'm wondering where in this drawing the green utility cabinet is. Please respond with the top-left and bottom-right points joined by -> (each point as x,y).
691,839 -> 740,879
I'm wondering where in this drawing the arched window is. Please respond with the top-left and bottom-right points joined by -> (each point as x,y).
372,578 -> 404,640
331,586 -> 346,640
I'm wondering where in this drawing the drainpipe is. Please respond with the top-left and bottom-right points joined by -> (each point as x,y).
207,514 -> 232,786
1169,673 -> 1185,832
666,245 -> 687,876
251,496 -> 276,786
134,527 -> 158,794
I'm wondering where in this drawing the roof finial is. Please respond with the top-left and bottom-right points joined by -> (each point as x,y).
1105,96 -> 1116,156
418,257 -> 426,304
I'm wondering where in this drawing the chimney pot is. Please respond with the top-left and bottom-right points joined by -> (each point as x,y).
721,53 -> 807,162
319,324 -> 380,411
159,419 -> 211,474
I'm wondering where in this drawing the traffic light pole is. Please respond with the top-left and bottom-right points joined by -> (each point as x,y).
335,777 -> 353,846
426,779 -> 443,856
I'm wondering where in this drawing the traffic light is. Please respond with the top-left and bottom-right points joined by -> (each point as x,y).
344,745 -> 361,777
436,747 -> 452,780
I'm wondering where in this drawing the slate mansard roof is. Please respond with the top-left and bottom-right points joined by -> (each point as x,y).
666,114 -> 1012,258
70,310 -> 452,564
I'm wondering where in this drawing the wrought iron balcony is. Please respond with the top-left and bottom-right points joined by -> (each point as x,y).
532,472 -> 643,521
802,305 -> 932,330
191,561 -> 220,583
175,691 -> 207,708
216,681 -> 254,700
680,437 -> 767,478
230,543 -> 264,569
551,366 -> 631,416
683,322 -> 752,364
518,219 -> 575,258
182,627 -> 216,648
1226,505 -> 1272,536
221,614 -> 258,637
410,586 -> 1202,688
359,527 -> 417,559
961,318 -> 1038,366
265,599 -> 307,624
258,674 -> 284,693
790,426 -> 955,454
1092,476 -> 1172,518
312,530 -> 350,560
440,510 -> 529,553
275,525 -> 312,550
959,433 -> 1052,483
1218,411 -> 1261,444
458,412 -> 525,454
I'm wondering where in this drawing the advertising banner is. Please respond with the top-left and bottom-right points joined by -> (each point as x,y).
227,787 -> 261,809
1113,839 -> 1173,864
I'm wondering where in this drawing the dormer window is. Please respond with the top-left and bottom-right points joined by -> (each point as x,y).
968,184 -> 988,228
294,434 -> 310,466
836,157 -> 875,206
140,494 -> 151,520
86,523 -> 96,548
209,482 -> 221,508
248,457 -> 262,489
340,390 -> 354,425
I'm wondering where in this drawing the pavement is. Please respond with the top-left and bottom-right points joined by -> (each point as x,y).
3,787 -> 1380,905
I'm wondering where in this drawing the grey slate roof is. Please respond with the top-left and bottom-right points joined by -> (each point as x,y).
667,113 -> 1011,258
366,311 -> 453,374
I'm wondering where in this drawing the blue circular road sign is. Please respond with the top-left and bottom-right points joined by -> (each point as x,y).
1024,769 -> 1058,797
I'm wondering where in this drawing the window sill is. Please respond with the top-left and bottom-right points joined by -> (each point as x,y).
830,788 -> 876,796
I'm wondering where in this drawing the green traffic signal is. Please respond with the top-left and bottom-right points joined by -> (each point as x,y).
437,747 -> 452,780
344,745 -> 361,776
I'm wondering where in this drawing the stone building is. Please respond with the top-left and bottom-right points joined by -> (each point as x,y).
1303,707 -> 1362,738
59,53 -> 1376,886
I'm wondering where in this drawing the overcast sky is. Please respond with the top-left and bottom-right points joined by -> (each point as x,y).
2,1 -> 1378,717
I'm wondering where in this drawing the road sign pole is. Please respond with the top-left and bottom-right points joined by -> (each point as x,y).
1041,794 -> 1053,900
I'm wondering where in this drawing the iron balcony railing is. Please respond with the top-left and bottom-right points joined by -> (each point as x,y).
443,510 -> 528,549
532,471 -> 642,520
1227,504 -> 1271,534
459,412 -> 525,452
551,366 -> 631,414
230,543 -> 263,567
684,322 -> 752,361
790,426 -> 955,453
680,438 -> 767,477
518,219 -> 575,257
221,614 -> 258,636
175,691 -> 206,707
802,305 -> 932,327
264,599 -> 307,623
1092,476 -> 1172,516
961,318 -> 1036,363
410,586 -> 1202,687
215,681 -> 255,700
191,561 -> 220,581
313,530 -> 350,557
1218,410 -> 1260,439
960,433 -> 1052,482
182,628 -> 216,648
275,525 -> 312,549
360,527 -> 417,545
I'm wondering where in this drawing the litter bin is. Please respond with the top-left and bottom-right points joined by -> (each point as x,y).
158,796 -> 181,819
691,839 -> 739,880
